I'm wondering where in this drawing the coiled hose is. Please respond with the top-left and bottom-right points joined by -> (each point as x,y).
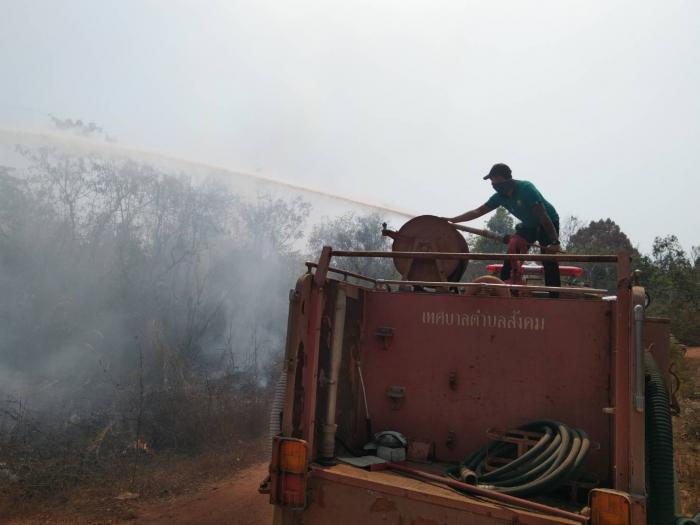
447,420 -> 590,497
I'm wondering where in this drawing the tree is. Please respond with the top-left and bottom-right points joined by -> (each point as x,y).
559,215 -> 584,250
567,218 -> 638,291
649,235 -> 691,273
238,194 -> 310,257
638,236 -> 700,345
308,212 -> 396,279
567,219 -> 636,254
470,207 -> 513,254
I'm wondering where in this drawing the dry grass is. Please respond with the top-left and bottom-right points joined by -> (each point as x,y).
674,346 -> 700,515
0,438 -> 267,524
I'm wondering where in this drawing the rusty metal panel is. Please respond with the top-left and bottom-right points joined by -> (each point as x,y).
296,465 -> 580,525
281,275 -> 312,438
357,291 -> 613,482
300,282 -> 325,452
612,254 -> 632,491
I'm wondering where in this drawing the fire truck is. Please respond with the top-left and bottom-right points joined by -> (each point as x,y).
260,216 -> 697,525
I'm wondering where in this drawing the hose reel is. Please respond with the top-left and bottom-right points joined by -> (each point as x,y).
382,215 -> 470,282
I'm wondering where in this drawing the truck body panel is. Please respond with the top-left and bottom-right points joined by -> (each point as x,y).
351,291 -> 613,480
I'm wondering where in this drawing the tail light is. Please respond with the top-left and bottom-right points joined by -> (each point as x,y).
590,489 -> 632,525
270,437 -> 309,509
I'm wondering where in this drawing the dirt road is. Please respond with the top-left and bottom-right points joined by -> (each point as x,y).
122,462 -> 272,525
5,462 -> 272,525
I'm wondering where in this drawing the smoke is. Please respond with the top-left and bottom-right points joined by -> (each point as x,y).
0,140 -> 325,455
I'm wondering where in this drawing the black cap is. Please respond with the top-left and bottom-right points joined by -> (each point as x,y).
483,163 -> 512,180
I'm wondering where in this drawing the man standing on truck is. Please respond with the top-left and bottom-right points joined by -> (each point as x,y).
445,163 -> 562,288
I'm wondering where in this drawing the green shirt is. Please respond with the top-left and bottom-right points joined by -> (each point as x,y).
486,180 -> 559,228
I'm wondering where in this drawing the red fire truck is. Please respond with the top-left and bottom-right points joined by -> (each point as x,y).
260,217 -> 697,525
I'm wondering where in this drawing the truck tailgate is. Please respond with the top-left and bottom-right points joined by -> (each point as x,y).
299,463 -> 582,525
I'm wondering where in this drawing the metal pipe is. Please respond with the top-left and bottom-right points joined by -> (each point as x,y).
452,223 -> 507,243
305,262 -> 378,285
356,359 -> 370,422
452,224 -> 547,251
374,279 -> 608,296
321,287 -> 347,460
355,357 -> 372,442
633,304 -> 645,412
330,250 -> 618,263
386,463 -> 588,523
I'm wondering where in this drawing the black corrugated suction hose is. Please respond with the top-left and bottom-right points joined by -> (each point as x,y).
675,516 -> 700,525
644,350 -> 676,525
447,420 -> 590,497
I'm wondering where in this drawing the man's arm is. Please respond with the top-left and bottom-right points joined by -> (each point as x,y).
446,203 -> 494,223
533,203 -> 560,247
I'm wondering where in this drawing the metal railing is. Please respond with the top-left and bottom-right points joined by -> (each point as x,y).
373,279 -> 608,296
305,262 -> 378,286
329,250 -> 618,263
306,247 -> 622,297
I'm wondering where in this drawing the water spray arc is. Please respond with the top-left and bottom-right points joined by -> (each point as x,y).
0,128 -> 417,220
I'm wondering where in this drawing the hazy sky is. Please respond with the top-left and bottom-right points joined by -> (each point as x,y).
1,0 -> 698,252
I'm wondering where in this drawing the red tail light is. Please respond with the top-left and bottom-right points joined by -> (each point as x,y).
269,437 -> 309,509
279,472 -> 305,507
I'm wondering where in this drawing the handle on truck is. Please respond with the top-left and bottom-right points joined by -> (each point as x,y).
633,304 -> 645,412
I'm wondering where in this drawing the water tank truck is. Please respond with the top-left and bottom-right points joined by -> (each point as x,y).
260,216 -> 698,525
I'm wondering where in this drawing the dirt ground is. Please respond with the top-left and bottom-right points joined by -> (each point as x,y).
685,346 -> 700,359
119,462 -> 271,525
3,461 -> 271,525
675,347 -> 700,515
2,440 -> 273,525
